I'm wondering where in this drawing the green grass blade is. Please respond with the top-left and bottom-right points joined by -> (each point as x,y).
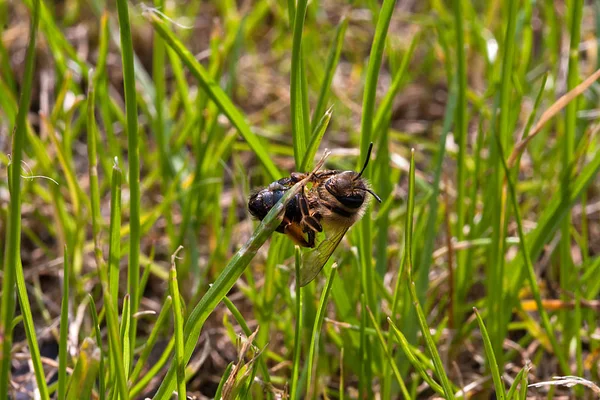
129,339 -> 174,398
119,295 -> 131,377
306,264 -> 337,397
506,364 -> 529,400
372,32 -> 420,141
169,248 -> 187,399
145,11 -> 280,180
129,295 -> 172,383
473,308 -> 506,399
87,295 -> 105,400
357,3 -> 397,367
452,0 -> 468,251
87,69 -> 105,276
108,165 -> 122,303
310,17 -> 348,133
58,246 -> 70,399
290,247 -> 303,399
290,0 -> 309,166
116,0 -> 141,352
387,319 -> 444,396
359,0 -> 397,157
65,338 -> 101,400
300,105 -> 333,172
104,284 -> 128,400
560,0 -> 583,356
214,362 -> 234,400
14,255 -> 50,399
367,309 -> 410,398
153,174 -> 315,398
406,150 -> 455,399
0,0 -> 40,395
495,134 -> 569,373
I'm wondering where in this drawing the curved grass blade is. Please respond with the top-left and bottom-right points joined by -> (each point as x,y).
129,296 -> 172,383
367,309 -> 411,398
387,319 -> 444,396
310,17 -> 348,134
0,0 -> 41,395
144,11 -> 280,180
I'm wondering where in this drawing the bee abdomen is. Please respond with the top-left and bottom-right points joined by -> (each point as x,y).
248,188 -> 302,233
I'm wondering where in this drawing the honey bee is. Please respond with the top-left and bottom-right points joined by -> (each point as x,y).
248,143 -> 381,286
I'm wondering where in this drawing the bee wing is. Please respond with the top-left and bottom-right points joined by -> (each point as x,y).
299,226 -> 349,286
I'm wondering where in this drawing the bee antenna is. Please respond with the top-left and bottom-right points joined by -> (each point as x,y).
355,142 -> 374,179
358,187 -> 382,203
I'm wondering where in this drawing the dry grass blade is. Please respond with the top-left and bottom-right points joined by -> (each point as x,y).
528,375 -> 600,395
222,328 -> 261,400
508,67 -> 600,168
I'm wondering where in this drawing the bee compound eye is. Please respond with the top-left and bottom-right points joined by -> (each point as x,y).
337,192 -> 365,209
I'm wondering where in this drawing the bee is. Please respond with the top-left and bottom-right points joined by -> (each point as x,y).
248,143 -> 381,286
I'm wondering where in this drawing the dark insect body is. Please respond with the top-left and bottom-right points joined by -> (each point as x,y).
248,144 -> 381,285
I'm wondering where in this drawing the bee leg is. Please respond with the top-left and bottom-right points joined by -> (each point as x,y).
283,222 -> 313,248
299,188 -> 323,233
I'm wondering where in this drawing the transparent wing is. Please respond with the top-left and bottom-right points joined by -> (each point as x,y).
299,226 -> 349,286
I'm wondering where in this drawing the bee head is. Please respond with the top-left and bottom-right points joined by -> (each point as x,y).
323,143 -> 382,208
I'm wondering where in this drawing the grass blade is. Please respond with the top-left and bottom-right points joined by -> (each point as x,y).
65,338 -> 100,400
300,106 -> 333,172
473,308 -> 506,399
108,164 -> 122,303
87,294 -> 105,400
367,309 -> 410,398
129,296 -> 173,383
290,0 -> 309,166
144,10 -> 280,180
116,0 -> 141,353
169,247 -> 186,399
58,246 -> 70,399
0,0 -> 40,395
406,150 -> 455,399
153,168 -> 322,399
387,320 -> 444,396
306,264 -> 337,398
310,17 -> 348,133
290,247 -> 303,399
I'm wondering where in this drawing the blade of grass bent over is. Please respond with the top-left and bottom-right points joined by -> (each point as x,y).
0,0 -> 41,396
367,309 -> 411,398
153,155 -> 330,399
145,10 -> 280,180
